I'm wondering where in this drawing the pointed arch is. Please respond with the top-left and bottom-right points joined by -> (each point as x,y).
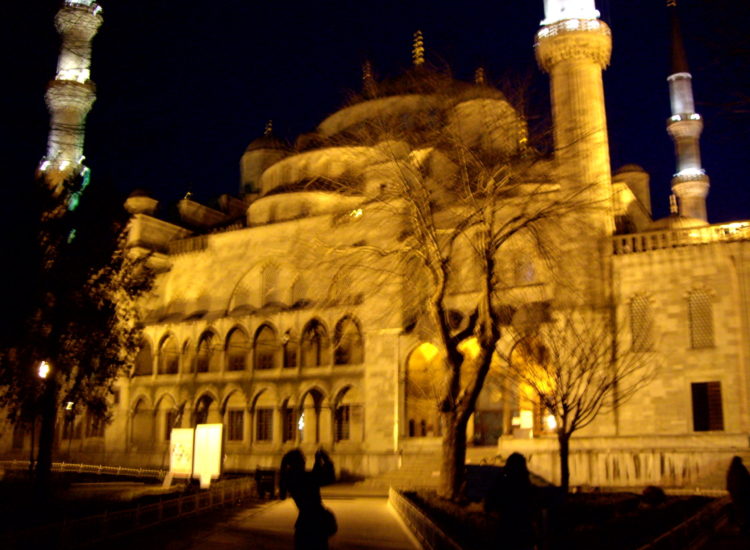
254,323 -> 281,370
193,392 -> 221,425
301,319 -> 331,367
158,333 -> 179,375
134,338 -> 153,376
334,316 -> 364,365
404,342 -> 442,437
226,326 -> 250,371
196,330 -> 220,373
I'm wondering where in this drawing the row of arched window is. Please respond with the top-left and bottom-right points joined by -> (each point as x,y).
134,317 -> 364,376
629,289 -> 715,351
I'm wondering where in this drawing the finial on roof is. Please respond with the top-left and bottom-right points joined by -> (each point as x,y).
264,120 -> 273,136
412,30 -> 425,66
474,67 -> 487,86
669,194 -> 679,214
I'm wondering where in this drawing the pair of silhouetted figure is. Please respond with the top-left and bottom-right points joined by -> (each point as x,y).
484,452 -> 536,550
280,449 -> 337,550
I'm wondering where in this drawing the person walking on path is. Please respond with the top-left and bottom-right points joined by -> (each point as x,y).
280,449 -> 337,550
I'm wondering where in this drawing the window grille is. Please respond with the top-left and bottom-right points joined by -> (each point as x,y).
255,408 -> 273,441
227,329 -> 249,371
87,414 -> 105,438
630,296 -> 653,351
691,382 -> 724,431
335,405 -> 351,441
283,339 -> 298,368
227,410 -> 244,441
282,408 -> 296,442
688,291 -> 714,348
255,326 -> 279,370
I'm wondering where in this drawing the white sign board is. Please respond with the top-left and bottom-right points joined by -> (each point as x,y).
193,423 -> 223,488
169,428 -> 195,478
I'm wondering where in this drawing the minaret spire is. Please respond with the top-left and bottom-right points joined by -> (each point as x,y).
666,0 -> 709,221
39,1 -> 103,195
412,30 -> 425,66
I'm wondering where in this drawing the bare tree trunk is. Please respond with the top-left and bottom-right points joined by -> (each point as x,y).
558,431 -> 571,493
440,411 -> 468,500
34,379 -> 58,496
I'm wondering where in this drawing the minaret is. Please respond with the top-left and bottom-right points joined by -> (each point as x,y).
39,1 -> 103,194
535,0 -> 613,233
666,0 -> 709,222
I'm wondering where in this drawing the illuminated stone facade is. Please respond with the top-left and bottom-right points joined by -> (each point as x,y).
3,0 -> 749,488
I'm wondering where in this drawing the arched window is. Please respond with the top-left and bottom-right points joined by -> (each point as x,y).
334,317 -> 364,365
255,324 -> 280,370
194,394 -> 218,426
688,290 -> 714,348
292,276 -> 308,307
261,264 -> 280,306
630,296 -> 653,352
196,332 -> 218,373
226,327 -> 250,371
301,320 -> 330,367
158,335 -> 179,375
134,339 -> 153,376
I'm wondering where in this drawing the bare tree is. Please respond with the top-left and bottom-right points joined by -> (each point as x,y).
313,70 -> 593,499
503,307 -> 654,493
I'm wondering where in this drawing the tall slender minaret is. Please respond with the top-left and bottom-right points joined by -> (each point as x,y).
535,0 -> 613,233
39,1 -> 103,194
666,0 -> 709,221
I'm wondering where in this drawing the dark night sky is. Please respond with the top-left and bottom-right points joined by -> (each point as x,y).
5,0 -> 750,225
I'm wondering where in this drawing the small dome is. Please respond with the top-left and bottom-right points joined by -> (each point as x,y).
245,134 -> 288,153
615,164 -> 647,175
649,213 -> 708,231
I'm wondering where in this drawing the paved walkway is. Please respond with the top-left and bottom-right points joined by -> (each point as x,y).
111,494 -> 421,550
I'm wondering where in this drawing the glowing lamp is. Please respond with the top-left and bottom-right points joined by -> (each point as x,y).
545,414 -> 558,431
38,361 -> 50,379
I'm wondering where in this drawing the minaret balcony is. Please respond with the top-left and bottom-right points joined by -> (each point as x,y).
536,18 -> 609,40
666,117 -> 703,139
535,19 -> 612,71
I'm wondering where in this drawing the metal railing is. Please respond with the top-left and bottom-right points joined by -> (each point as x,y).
0,460 -> 166,480
1,476 -> 255,550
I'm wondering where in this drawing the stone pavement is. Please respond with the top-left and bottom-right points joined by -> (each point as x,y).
110,491 -> 421,550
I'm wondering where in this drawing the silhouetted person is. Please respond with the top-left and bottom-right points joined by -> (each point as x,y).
484,452 -> 536,550
313,448 -> 335,486
727,455 -> 750,534
279,449 -> 337,550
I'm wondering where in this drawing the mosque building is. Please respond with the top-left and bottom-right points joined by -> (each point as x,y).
4,0 -> 750,488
